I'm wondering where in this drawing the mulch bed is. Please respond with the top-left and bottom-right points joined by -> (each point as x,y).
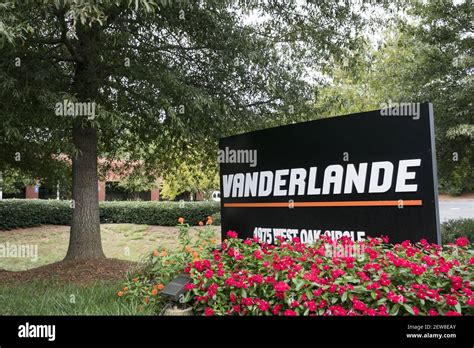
0,258 -> 137,285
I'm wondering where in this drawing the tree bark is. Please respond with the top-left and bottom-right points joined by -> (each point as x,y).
63,20 -> 105,260
65,120 -> 105,260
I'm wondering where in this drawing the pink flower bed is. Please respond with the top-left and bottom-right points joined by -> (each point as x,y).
185,232 -> 474,316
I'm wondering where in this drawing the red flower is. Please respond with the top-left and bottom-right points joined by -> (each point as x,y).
274,281 -> 290,293
242,297 -> 253,306
445,295 -> 458,306
313,288 -> 322,297
250,274 -> 263,284
428,309 -> 438,316
450,276 -> 463,290
466,297 -> 474,306
401,240 -> 411,249
204,307 -> 215,316
378,305 -> 388,315
352,297 -> 367,312
387,292 -> 406,303
411,265 -> 426,276
226,231 -> 238,239
284,309 -> 297,316
291,300 -> 300,308
331,305 -> 347,316
204,269 -> 214,279
253,250 -> 263,259
455,237 -> 469,247
331,269 -> 346,278
230,293 -> 237,303
207,283 -> 218,297
306,300 -> 317,311
445,311 -> 461,316
272,304 -> 282,315
367,282 -> 380,290
258,300 -> 270,311
184,283 -> 196,291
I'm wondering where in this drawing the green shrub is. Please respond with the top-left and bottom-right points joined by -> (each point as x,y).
99,201 -> 220,226
211,211 -> 221,225
441,218 -> 474,244
0,199 -> 220,230
0,199 -> 72,230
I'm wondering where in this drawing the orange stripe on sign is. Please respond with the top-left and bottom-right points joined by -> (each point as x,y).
223,200 -> 423,208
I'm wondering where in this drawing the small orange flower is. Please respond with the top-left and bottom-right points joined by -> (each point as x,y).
151,288 -> 158,296
153,249 -> 159,257
185,246 -> 193,253
198,221 -> 204,226
132,277 -> 139,283
193,257 -> 200,262
155,284 -> 164,290
144,296 -> 150,303
178,217 -> 185,224
161,250 -> 167,257
123,286 -> 128,292
198,245 -> 204,251
206,217 -> 213,225
211,238 -> 217,245
117,291 -> 124,297
192,251 -> 199,258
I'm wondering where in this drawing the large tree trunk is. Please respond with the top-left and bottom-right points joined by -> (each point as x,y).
65,120 -> 105,260
64,21 -> 105,260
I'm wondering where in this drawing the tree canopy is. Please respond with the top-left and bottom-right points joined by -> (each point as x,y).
0,0 -> 366,259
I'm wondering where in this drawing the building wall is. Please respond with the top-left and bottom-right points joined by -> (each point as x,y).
25,185 -> 38,199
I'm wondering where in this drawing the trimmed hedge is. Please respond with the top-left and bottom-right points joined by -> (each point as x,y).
0,199 -> 220,230
99,201 -> 220,226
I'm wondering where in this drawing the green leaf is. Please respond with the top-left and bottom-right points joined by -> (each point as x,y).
390,304 -> 400,316
403,304 -> 414,315
341,292 -> 348,302
295,280 -> 305,291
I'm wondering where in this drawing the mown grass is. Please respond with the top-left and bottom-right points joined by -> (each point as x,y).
0,281 -> 155,315
0,223 -> 220,271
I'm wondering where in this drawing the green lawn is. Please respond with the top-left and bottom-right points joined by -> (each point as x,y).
0,223 -> 220,315
0,223 -> 220,271
0,281 -> 154,315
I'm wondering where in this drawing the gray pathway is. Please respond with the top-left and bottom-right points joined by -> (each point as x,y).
439,200 -> 474,222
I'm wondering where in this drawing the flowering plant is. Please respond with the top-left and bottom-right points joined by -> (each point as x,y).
184,232 -> 474,316
117,217 -> 215,311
